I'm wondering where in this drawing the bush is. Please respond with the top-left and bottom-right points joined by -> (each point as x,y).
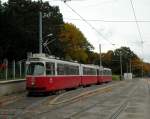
112,75 -> 120,81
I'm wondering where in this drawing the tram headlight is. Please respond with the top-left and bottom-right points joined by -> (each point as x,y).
31,77 -> 35,85
49,78 -> 53,83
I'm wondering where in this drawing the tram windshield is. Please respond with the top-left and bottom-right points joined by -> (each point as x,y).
27,62 -> 45,76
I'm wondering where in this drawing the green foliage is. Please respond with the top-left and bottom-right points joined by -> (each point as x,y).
0,0 -> 64,60
87,46 -> 149,77
59,23 -> 93,63
1,1 -> 150,78
86,51 -> 99,64
112,75 -> 120,81
111,47 -> 138,74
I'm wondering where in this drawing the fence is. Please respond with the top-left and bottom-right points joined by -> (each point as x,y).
0,59 -> 27,81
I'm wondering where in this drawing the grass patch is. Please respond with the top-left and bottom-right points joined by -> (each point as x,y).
112,75 -> 120,81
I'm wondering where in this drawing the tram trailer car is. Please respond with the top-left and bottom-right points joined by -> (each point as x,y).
81,64 -> 98,86
26,54 -> 112,94
102,68 -> 112,83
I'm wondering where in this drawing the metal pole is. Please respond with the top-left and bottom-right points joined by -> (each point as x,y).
4,59 -> 8,80
130,59 -> 132,73
25,62 -> 27,76
120,51 -> 123,80
141,59 -> 143,79
13,60 -> 15,80
39,11 -> 42,53
19,61 -> 22,78
126,63 -> 128,73
99,44 -> 102,67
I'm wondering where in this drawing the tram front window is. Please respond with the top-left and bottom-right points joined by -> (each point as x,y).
27,62 -> 45,76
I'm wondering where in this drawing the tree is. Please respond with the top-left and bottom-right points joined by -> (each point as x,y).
87,51 -> 99,64
0,0 -> 64,60
59,23 -> 93,63
112,47 -> 137,74
102,50 -> 113,67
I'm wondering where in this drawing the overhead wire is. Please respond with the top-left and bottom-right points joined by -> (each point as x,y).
64,2 -> 115,47
64,18 -> 150,23
129,0 -> 144,45
57,0 -> 147,58
63,0 -> 148,78
130,0 -> 144,78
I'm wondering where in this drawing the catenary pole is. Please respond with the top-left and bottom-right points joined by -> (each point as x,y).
99,44 -> 102,67
39,11 -> 42,53
120,51 -> 123,80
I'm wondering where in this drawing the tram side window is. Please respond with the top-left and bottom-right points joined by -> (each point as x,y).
110,70 -> 112,75
103,70 -> 106,75
57,63 -> 65,75
91,68 -> 97,75
104,70 -> 110,75
46,62 -> 55,75
73,66 -> 79,75
99,70 -> 103,75
83,67 -> 88,75
64,64 -> 79,75
83,67 -> 96,75
108,70 -> 112,75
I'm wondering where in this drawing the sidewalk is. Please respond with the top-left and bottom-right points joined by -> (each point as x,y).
0,79 -> 25,97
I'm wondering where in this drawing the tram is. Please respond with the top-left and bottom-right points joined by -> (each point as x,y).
26,53 -> 112,94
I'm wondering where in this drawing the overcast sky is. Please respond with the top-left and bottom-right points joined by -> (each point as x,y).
48,0 -> 150,63
2,0 -> 150,62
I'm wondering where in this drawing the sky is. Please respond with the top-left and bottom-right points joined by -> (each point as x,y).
2,0 -> 150,62
48,0 -> 150,63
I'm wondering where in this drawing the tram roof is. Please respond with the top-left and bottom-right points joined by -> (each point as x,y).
28,53 -> 80,66
28,54 -> 111,70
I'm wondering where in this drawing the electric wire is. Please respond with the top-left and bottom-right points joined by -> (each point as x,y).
64,2 -> 115,46
64,18 -> 150,23
129,0 -> 144,45
64,0 -> 147,79
129,0 -> 144,78
60,0 -> 146,61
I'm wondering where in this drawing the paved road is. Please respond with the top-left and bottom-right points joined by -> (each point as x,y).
0,79 -> 149,119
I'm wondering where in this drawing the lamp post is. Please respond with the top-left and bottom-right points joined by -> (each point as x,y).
39,11 -> 43,54
119,51 -> 123,80
99,44 -> 102,67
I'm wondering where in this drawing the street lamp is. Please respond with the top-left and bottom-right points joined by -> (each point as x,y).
39,11 -> 42,54
119,51 -> 123,80
99,44 -> 102,67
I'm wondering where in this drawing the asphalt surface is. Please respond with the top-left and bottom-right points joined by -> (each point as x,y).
0,78 -> 149,119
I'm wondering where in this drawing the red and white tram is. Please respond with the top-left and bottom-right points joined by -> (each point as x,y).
81,64 -> 98,86
26,54 -> 112,94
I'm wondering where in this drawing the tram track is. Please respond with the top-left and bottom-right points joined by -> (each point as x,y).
29,81 -> 126,118
27,80 -> 134,119
108,83 -> 138,119
48,81 -> 125,106
59,81 -> 136,119
0,95 -> 54,119
49,86 -> 112,105
0,92 -> 63,119
0,82 -> 114,119
0,81 -> 128,119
